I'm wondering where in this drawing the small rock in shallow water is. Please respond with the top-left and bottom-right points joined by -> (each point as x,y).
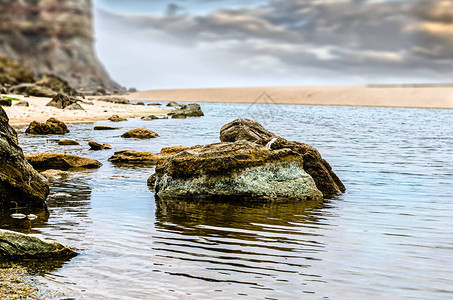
25,152 -> 102,170
141,115 -> 158,121
94,126 -> 121,130
58,138 -> 79,145
121,128 -> 159,139
89,141 -> 112,150
108,115 -> 127,122
25,118 -> 69,134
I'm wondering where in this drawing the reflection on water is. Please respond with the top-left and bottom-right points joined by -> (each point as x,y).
1,102 -> 452,299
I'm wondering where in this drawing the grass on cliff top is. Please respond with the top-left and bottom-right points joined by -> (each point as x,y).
2,95 -> 21,101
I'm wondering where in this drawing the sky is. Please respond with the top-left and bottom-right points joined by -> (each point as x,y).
92,0 -> 453,90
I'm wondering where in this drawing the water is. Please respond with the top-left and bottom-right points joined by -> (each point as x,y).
2,103 -> 453,299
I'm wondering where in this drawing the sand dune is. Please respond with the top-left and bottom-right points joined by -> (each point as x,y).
126,86 -> 453,109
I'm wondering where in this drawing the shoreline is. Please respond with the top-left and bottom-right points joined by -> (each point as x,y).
124,86 -> 453,110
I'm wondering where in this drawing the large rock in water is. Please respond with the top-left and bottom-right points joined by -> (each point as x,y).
109,146 -> 188,164
169,104 -> 204,118
220,119 -> 345,198
0,229 -> 77,259
25,153 -> 102,170
121,128 -> 159,139
153,141 -> 323,201
0,0 -> 119,91
26,118 -> 69,134
0,107 -> 49,210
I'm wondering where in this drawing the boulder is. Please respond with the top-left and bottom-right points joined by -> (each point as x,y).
65,102 -> 84,110
35,74 -> 78,96
166,101 -> 182,107
25,152 -> 102,170
94,126 -> 121,130
9,83 -> 56,98
135,101 -> 145,106
97,97 -> 130,105
25,118 -> 69,135
121,128 -> 159,139
0,98 -> 12,107
58,138 -> 79,145
15,101 -> 29,107
141,115 -> 158,121
172,114 -> 186,119
153,141 -> 323,201
0,229 -> 77,259
46,93 -> 74,109
108,115 -> 127,122
109,145 -> 188,164
0,107 -> 49,210
220,118 -> 276,142
88,141 -> 111,151
40,169 -> 73,179
169,103 -> 204,118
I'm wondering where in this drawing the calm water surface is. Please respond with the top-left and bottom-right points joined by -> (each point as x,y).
2,102 -> 453,299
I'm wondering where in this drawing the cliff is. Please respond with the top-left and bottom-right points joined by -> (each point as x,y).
0,0 -> 120,91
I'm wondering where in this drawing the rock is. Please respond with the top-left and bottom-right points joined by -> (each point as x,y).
141,115 -> 158,121
9,83 -> 57,98
219,118 -> 345,198
220,118 -> 276,142
25,152 -> 102,170
0,106 -> 49,210
147,103 -> 161,106
25,118 -> 69,135
108,115 -> 127,122
0,56 -> 35,85
97,97 -> 130,105
15,101 -> 29,107
58,138 -> 79,145
169,103 -> 204,118
0,98 -> 12,107
65,102 -> 84,111
0,2 -> 119,91
0,229 -> 77,259
257,137 -> 346,197
46,93 -> 74,109
94,126 -> 121,131
172,114 -> 186,119
121,128 -> 159,139
88,141 -> 111,151
40,169 -> 73,179
167,101 -> 182,107
153,141 -> 323,201
79,100 -> 93,105
135,101 -> 145,106
109,145 -> 188,164
35,75 -> 78,96
147,173 -> 156,187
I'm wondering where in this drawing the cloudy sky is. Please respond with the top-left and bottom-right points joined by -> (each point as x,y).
92,0 -> 453,89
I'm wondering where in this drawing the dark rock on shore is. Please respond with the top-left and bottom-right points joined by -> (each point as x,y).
46,93 -> 74,109
220,118 -> 345,198
166,101 -> 182,107
220,118 -> 276,142
25,118 -> 69,135
98,97 -> 130,105
9,83 -> 56,98
108,115 -> 127,122
0,107 -> 49,210
135,101 -> 145,106
109,145 -> 188,164
121,128 -> 159,139
65,102 -> 84,111
169,104 -> 204,118
0,229 -> 77,259
25,153 -> 102,170
153,141 -> 322,201
15,101 -> 29,107
0,98 -> 11,107
89,141 -> 111,151
94,126 -> 121,131
58,138 -> 79,145
35,75 -> 79,96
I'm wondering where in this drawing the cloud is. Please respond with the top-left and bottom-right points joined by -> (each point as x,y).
94,0 -> 453,88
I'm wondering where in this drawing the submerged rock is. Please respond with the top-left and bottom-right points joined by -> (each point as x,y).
108,115 -> 127,122
169,103 -> 204,118
9,83 -> 56,98
0,229 -> 77,259
88,141 -> 111,151
121,128 -> 159,139
141,115 -> 158,121
58,138 -> 79,145
220,118 -> 276,142
94,126 -> 121,131
25,152 -> 102,170
0,107 -> 49,210
153,141 -> 322,201
25,118 -> 69,135
40,169 -> 73,180
109,145 -> 188,164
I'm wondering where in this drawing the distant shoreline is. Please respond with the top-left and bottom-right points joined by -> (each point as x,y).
124,86 -> 453,110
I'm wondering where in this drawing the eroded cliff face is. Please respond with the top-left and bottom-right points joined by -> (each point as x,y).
0,0 -> 120,91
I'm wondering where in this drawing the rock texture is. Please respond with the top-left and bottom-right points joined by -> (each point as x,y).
121,128 -> 159,139
94,126 -> 121,131
25,152 -> 102,170
0,98 -> 11,107
0,55 -> 34,85
0,107 -> 49,210
98,97 -> 130,105
108,115 -> 127,122
9,83 -> 56,97
109,146 -> 188,164
0,0 -> 119,91
35,74 -> 78,96
46,93 -> 75,109
169,104 -> 204,118
88,141 -> 111,150
0,229 -> 77,259
58,138 -> 79,145
220,118 -> 345,198
26,118 -> 69,134
153,141 -> 323,201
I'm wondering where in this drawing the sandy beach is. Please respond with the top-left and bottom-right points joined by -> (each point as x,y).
126,86 -> 453,110
2,95 -> 170,124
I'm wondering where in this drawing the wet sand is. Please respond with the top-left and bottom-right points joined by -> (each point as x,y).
125,86 -> 453,109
